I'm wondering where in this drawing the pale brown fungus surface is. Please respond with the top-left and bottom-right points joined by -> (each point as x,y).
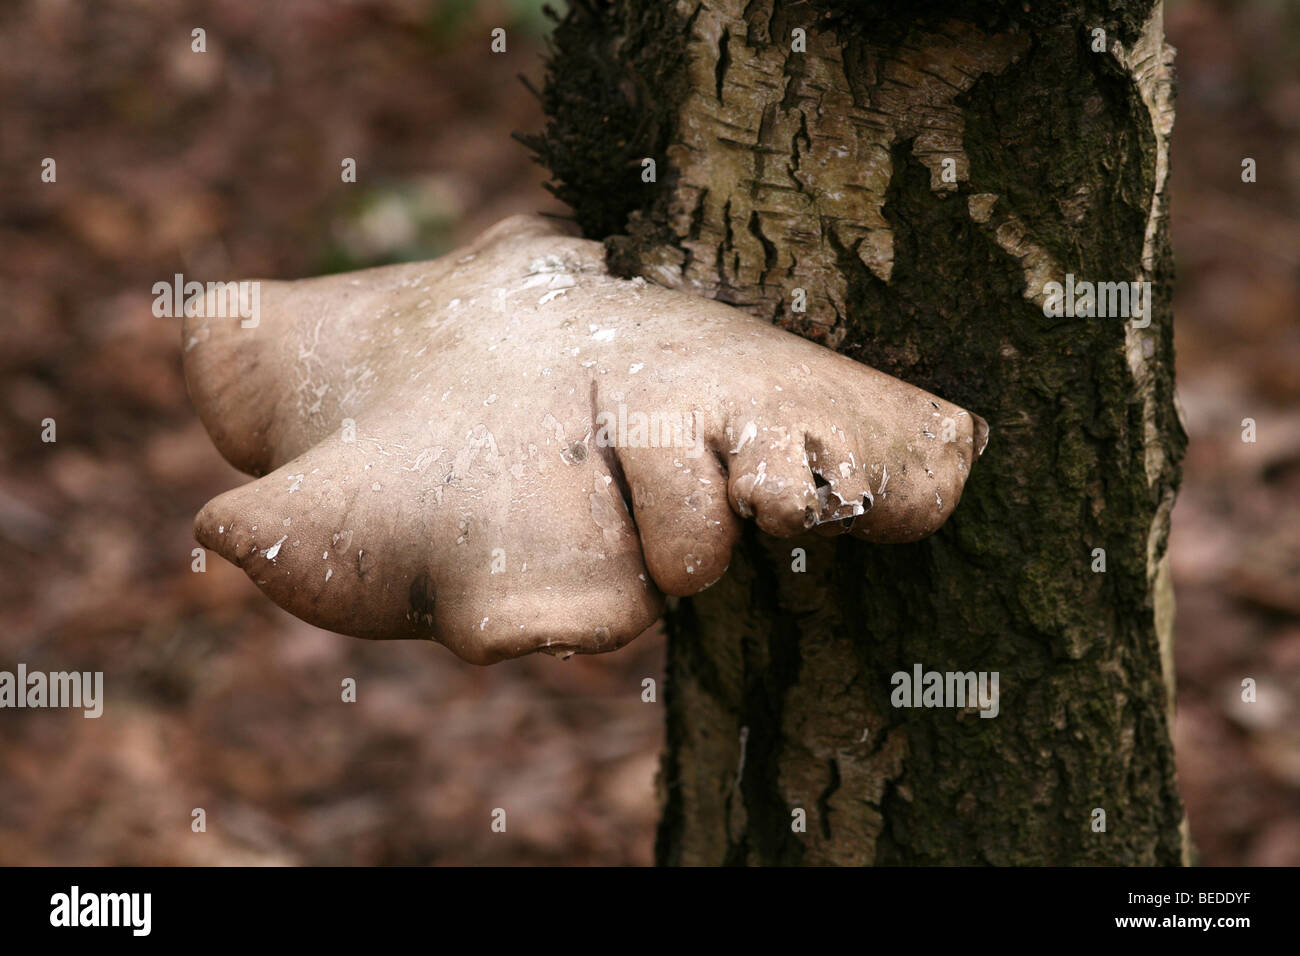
184,215 -> 987,664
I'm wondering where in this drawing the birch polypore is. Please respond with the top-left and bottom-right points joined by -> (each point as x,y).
183,215 -> 986,664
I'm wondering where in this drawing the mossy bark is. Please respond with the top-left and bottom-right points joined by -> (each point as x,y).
528,0 -> 1186,864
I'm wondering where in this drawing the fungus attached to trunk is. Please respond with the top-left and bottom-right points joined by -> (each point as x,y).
183,215 -> 987,664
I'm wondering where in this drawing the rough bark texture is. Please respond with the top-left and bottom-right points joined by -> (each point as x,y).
527,0 -> 1186,864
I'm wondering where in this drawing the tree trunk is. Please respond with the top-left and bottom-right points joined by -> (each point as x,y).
529,0 -> 1186,864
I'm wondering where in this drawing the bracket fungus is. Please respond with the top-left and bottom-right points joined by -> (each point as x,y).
183,215 -> 988,664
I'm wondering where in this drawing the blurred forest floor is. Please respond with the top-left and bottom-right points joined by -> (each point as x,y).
0,0 -> 1296,865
